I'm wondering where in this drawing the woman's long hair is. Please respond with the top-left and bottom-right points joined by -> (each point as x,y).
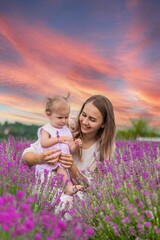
73,95 -> 116,161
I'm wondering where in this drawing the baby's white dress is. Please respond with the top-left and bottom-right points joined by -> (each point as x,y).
36,123 -> 73,175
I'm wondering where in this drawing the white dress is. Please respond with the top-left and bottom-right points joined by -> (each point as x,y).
22,139 -> 100,175
22,140 -> 100,215
36,123 -> 73,174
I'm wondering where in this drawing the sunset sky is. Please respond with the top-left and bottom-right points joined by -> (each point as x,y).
0,0 -> 160,131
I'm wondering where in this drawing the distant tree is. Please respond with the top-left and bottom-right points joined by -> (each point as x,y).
0,122 -> 40,141
116,118 -> 160,140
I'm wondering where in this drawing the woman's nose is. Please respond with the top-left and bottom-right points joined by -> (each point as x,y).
83,118 -> 89,125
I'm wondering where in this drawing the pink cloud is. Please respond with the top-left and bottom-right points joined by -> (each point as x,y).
0,14 -> 159,129
0,16 -> 121,104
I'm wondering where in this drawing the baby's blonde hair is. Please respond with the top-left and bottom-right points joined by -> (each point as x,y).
44,93 -> 70,116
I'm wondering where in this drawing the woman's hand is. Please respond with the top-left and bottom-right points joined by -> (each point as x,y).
39,149 -> 61,165
59,153 -> 73,169
23,149 -> 61,167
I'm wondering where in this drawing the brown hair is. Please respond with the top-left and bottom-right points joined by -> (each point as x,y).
44,93 -> 70,116
73,95 -> 116,161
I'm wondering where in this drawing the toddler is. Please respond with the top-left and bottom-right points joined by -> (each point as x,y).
36,95 -> 83,195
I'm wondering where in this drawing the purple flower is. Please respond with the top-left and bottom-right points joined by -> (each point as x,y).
58,220 -> 67,230
137,223 -> 145,234
16,191 -> 24,199
53,226 -> 61,238
74,226 -> 82,238
144,222 -> 152,228
154,226 -> 160,234
105,215 -> 110,222
122,216 -> 131,224
145,210 -> 153,219
24,218 -> 34,231
142,172 -> 149,179
85,226 -> 95,236
34,233 -> 42,240
109,222 -> 120,236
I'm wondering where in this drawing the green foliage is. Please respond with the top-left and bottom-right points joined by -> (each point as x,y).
0,121 -> 39,141
116,118 -> 160,140
0,118 -> 159,141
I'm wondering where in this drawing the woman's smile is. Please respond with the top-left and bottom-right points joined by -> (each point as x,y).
79,102 -> 103,136
81,124 -> 91,131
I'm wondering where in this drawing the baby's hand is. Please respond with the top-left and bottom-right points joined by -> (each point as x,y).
74,138 -> 82,148
68,138 -> 82,153
59,136 -> 72,143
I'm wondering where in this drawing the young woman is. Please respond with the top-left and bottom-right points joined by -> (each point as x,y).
22,95 -> 116,193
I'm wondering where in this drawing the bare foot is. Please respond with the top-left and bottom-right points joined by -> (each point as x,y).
65,184 -> 84,196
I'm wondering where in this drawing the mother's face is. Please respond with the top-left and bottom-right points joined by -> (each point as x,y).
79,101 -> 104,136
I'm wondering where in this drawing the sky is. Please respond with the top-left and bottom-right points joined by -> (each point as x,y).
0,0 -> 160,131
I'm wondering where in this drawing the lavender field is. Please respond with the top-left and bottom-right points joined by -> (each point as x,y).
0,137 -> 160,240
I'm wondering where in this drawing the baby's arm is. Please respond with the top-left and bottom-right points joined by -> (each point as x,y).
41,129 -> 72,148
41,129 -> 59,148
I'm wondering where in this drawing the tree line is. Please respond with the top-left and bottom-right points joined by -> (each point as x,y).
0,121 -> 39,141
0,119 -> 159,141
116,119 -> 160,139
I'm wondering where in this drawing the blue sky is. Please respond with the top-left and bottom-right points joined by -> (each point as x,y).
0,0 -> 160,130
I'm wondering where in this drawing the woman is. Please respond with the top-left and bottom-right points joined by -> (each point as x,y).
72,95 -> 116,172
22,95 -> 116,194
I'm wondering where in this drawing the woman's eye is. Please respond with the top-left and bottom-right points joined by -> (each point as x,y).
90,118 -> 96,122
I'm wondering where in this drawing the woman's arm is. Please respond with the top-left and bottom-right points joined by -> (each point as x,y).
23,148 -> 61,167
22,139 -> 73,168
22,141 -> 61,167
23,152 -> 42,167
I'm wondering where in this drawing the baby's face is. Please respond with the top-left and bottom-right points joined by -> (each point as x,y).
49,108 -> 70,129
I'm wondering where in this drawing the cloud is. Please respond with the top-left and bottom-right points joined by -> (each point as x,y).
0,15 -> 122,99
0,111 -> 45,125
0,11 -> 159,130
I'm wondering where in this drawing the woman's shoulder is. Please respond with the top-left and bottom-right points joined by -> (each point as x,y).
22,140 -> 39,156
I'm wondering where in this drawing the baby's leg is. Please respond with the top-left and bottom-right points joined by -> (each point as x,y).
57,167 -> 83,196
57,166 -> 69,185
